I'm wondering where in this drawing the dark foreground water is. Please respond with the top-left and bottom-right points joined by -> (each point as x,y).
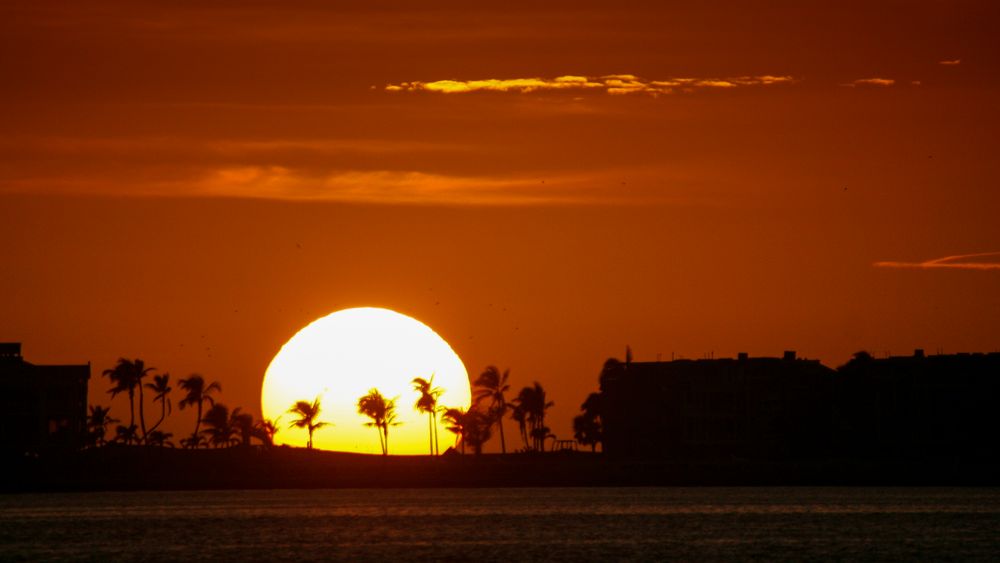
2,487 -> 999,561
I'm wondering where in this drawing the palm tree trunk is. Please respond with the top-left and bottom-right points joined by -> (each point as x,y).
433,412 -> 439,456
194,401 -> 203,440
137,383 -> 147,443
428,413 -> 433,455
307,427 -> 313,449
127,389 -> 136,444
498,417 -> 506,454
148,402 -> 166,434
382,426 -> 389,455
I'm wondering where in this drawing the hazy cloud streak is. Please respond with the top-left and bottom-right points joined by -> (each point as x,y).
386,74 -> 796,96
874,252 -> 1000,271
846,78 -> 896,87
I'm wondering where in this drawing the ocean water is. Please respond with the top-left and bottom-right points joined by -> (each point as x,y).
1,487 -> 999,561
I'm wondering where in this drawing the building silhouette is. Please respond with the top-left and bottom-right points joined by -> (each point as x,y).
599,351 -> 834,460
598,349 -> 1000,461
0,343 -> 90,454
835,350 -> 1000,461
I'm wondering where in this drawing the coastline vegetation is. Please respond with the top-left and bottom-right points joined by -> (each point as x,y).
87,357 -> 593,455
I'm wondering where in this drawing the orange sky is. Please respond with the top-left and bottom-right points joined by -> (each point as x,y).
2,1 -> 999,448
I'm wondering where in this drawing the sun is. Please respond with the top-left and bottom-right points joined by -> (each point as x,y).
261,307 -> 471,454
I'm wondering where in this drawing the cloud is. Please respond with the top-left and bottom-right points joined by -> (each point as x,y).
0,136 -> 464,156
874,252 -> 1000,271
846,78 -> 896,87
1,167 -> 592,205
939,59 -> 961,65
187,167 -> 611,205
386,74 -> 796,96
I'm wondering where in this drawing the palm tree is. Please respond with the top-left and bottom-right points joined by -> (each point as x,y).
86,405 -> 118,447
464,408 -> 494,455
357,389 -> 400,455
513,382 -> 554,451
102,358 -> 155,444
252,418 -> 280,447
180,431 -> 207,449
441,407 -> 467,454
573,392 -> 603,452
287,397 -> 329,449
510,402 -> 529,451
146,430 -> 175,448
145,373 -> 172,434
531,426 -> 554,451
113,424 -> 138,445
201,403 -> 237,448
231,407 -> 255,446
177,374 -> 221,447
412,375 -> 443,455
441,406 -> 492,455
473,366 -> 511,454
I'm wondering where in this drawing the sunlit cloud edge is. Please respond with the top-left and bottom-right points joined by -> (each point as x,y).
874,252 -> 1000,271
385,74 -> 797,96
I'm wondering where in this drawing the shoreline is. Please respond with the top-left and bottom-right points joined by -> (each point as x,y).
5,447 -> 1000,492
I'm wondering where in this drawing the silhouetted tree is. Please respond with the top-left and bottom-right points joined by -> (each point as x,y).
180,431 -> 207,449
86,405 -> 118,447
841,350 -> 875,370
252,418 -> 279,447
145,373 -> 172,435
510,402 -> 529,451
512,382 -> 554,451
231,407 -> 255,446
412,375 -> 443,455
441,406 -> 492,455
201,403 -> 237,448
357,389 -> 400,455
102,358 -> 155,444
113,424 -> 138,445
288,397 -> 328,449
531,426 -> 554,451
177,374 -> 221,447
146,430 -> 174,448
573,392 -> 603,452
441,407 -> 467,454
474,366 -> 511,454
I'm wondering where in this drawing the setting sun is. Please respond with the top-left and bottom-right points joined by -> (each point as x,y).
260,307 -> 471,454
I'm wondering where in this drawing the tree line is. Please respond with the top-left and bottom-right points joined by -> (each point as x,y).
87,358 -> 587,455
87,358 -> 278,449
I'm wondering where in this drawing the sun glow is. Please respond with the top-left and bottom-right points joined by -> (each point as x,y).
261,307 -> 471,454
